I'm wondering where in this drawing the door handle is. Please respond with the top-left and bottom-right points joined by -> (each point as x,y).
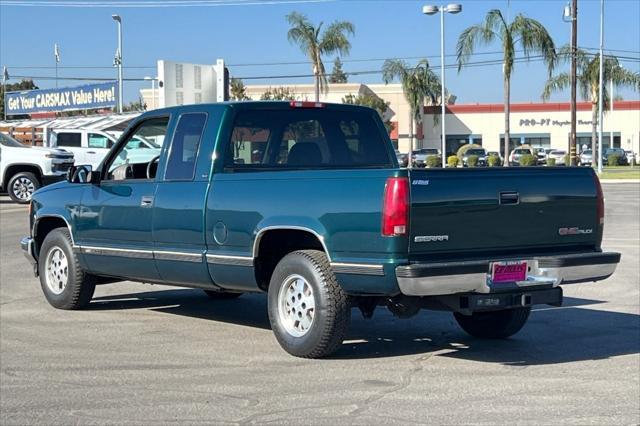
499,191 -> 519,205
141,196 -> 154,207
86,151 -> 96,154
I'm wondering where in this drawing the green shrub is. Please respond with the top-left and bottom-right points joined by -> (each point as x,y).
519,154 -> 536,167
466,155 -> 479,167
547,157 -> 556,167
563,154 -> 570,165
447,155 -> 459,167
487,155 -> 501,167
607,153 -> 621,166
425,155 -> 441,168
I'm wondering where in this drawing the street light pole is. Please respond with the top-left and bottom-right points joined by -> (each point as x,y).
112,14 -> 123,114
144,76 -> 156,110
597,0 -> 604,174
423,3 -> 462,168
563,1 -> 578,166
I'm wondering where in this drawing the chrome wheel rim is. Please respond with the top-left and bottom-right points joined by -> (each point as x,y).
45,247 -> 68,295
12,177 -> 35,201
278,274 -> 315,337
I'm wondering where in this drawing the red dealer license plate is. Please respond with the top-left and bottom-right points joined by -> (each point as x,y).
491,261 -> 527,283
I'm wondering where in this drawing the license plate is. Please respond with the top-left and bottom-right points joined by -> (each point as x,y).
491,261 -> 527,283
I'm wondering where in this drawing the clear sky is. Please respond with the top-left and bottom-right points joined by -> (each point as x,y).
1,0 -> 639,104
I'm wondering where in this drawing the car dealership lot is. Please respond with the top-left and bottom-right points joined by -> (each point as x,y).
1,184 -> 638,425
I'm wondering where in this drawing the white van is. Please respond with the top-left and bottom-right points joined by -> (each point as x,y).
48,129 -> 162,168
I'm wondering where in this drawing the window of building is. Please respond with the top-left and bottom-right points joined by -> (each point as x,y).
175,64 -> 183,89
194,65 -> 202,90
500,137 -> 521,155
176,92 -> 184,105
194,92 -> 202,104
226,108 -> 392,170
55,132 -> 81,147
165,113 -> 206,181
524,136 -> 551,148
445,135 -> 471,156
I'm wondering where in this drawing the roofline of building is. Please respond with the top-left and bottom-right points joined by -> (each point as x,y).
424,100 -> 640,114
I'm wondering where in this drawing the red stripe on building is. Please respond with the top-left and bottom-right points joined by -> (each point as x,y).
424,100 -> 640,114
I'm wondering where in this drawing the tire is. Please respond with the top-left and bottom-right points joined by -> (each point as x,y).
203,290 -> 242,299
7,172 -> 40,204
38,228 -> 95,310
453,307 -> 531,339
267,250 -> 350,358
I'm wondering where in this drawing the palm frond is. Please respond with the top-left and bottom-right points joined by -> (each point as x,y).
541,73 -> 570,101
511,14 -> 556,75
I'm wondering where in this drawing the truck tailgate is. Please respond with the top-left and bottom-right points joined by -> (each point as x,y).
408,167 -> 600,259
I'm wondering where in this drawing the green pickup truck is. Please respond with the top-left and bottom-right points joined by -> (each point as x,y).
21,102 -> 620,358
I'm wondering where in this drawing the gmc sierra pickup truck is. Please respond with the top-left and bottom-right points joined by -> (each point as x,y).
21,102 -> 620,358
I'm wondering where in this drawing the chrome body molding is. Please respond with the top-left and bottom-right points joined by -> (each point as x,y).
330,262 -> 384,276
206,254 -> 254,267
154,250 -> 203,263
396,253 -> 620,297
252,226 -> 331,261
80,245 -> 155,260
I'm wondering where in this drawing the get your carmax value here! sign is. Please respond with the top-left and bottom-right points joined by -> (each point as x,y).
4,81 -> 117,115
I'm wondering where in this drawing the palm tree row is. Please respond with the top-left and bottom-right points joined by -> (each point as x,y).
284,9 -> 638,166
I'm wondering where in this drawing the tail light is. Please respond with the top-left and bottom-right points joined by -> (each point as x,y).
289,101 -> 325,108
594,172 -> 605,226
382,177 -> 409,236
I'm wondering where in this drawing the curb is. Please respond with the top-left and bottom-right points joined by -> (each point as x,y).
600,179 -> 640,183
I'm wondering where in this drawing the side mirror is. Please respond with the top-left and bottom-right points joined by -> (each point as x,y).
67,165 -> 99,184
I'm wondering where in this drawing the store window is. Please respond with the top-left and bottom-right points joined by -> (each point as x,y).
445,135 -> 470,157
525,136 -> 550,148
500,137 -> 521,155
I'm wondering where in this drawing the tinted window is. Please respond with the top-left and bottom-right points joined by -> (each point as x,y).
56,132 -> 81,147
165,113 -> 206,181
226,108 -> 392,170
0,133 -> 27,148
88,133 -> 112,149
466,149 -> 485,155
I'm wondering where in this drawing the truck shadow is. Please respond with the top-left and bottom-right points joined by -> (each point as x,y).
89,290 -> 639,365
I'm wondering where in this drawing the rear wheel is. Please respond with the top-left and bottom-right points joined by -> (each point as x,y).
8,172 -> 40,204
453,307 -> 531,339
38,228 -> 95,310
203,290 -> 242,299
267,250 -> 350,358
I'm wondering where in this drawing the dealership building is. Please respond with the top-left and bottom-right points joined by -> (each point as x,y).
140,59 -> 640,156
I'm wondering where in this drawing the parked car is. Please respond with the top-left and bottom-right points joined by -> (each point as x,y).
547,150 -> 567,165
412,148 -> 440,167
509,148 -> 536,166
0,132 -> 74,203
48,128 -> 162,169
395,149 -> 408,167
533,147 -> 547,165
579,149 -> 593,166
602,148 -> 628,166
624,150 -> 636,165
461,148 -> 487,167
22,102 -> 620,358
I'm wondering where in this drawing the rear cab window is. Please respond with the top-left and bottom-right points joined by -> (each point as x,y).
225,107 -> 393,170
55,132 -> 81,147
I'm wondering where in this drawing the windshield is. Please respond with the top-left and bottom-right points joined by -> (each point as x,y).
551,150 -> 566,155
466,149 -> 485,156
0,133 -> 29,148
582,150 -> 592,155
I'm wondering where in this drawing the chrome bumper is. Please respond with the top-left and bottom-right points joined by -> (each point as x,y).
396,252 -> 620,297
21,236 -> 37,267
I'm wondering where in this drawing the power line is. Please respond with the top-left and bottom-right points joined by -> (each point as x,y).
0,0 -> 334,7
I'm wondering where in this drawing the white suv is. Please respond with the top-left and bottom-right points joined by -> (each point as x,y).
0,133 -> 75,203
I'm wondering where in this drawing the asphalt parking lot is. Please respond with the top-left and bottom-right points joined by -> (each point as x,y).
1,183 -> 638,425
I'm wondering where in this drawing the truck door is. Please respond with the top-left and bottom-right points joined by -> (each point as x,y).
151,107 -> 224,287
76,115 -> 170,282
86,132 -> 114,169
53,131 -> 85,165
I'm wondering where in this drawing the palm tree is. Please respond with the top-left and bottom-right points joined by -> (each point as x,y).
456,9 -> 556,165
542,46 -> 640,165
382,59 -> 441,154
286,11 -> 355,102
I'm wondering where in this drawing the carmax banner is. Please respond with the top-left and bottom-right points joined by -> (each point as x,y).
5,81 -> 117,115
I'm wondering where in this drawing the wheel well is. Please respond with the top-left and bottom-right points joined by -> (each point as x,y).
34,217 -> 69,258
4,164 -> 43,185
254,229 -> 325,291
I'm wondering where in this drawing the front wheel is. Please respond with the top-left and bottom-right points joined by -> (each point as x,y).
38,228 -> 96,310
267,250 -> 350,358
453,307 -> 531,339
8,172 -> 40,204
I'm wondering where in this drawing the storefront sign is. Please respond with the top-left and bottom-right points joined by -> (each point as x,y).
5,82 -> 117,115
519,118 -> 593,127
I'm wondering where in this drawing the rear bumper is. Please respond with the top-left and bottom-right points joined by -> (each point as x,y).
396,252 -> 620,296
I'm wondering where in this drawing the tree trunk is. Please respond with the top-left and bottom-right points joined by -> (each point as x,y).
314,73 -> 320,103
591,102 -> 598,168
503,76 -> 511,167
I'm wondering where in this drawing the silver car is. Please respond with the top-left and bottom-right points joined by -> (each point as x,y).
579,149 -> 593,166
547,150 -> 567,165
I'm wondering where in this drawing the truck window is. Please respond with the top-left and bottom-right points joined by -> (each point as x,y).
164,113 -> 207,181
56,132 -> 81,147
226,108 -> 392,170
88,133 -> 112,149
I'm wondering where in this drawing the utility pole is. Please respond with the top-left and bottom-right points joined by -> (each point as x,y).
112,14 -> 123,114
597,0 -> 604,174
569,0 -> 578,166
